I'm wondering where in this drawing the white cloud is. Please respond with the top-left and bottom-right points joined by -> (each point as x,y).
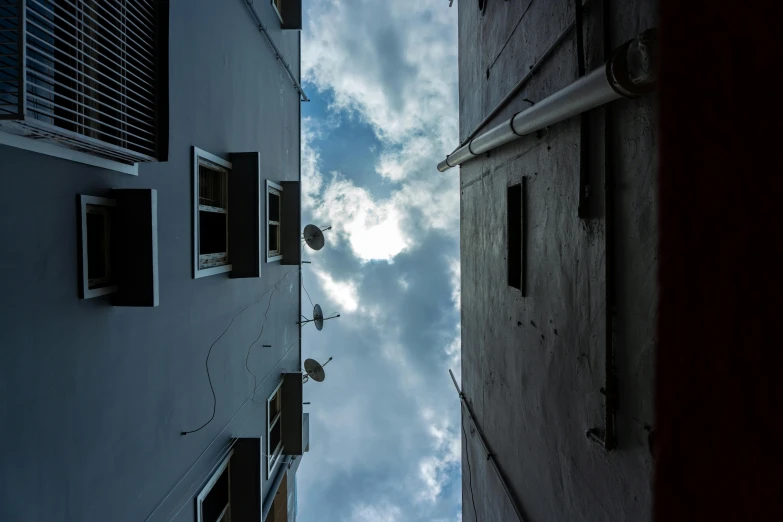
321,177 -> 409,262
301,0 -> 460,263
351,502 -> 403,522
449,257 -> 460,310
312,268 -> 360,312
417,417 -> 461,504
301,118 -> 324,210
297,1 -> 462,520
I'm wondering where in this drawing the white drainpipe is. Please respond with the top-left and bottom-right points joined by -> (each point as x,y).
437,29 -> 658,172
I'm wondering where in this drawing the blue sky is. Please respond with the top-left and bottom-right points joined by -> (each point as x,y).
296,1 -> 461,521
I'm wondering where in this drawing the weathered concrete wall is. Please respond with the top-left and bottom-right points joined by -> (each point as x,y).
0,1 -> 301,521
459,0 -> 658,520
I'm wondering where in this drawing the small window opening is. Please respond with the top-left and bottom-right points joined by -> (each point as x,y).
508,183 -> 522,290
267,381 -> 284,477
197,453 -> 232,522
267,183 -> 283,261
86,204 -> 113,289
198,161 -> 229,269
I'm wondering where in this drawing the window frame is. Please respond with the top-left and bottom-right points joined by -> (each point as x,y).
266,180 -> 283,263
78,195 -> 117,299
196,448 -> 233,522
267,378 -> 284,479
271,0 -> 284,23
193,146 -> 233,279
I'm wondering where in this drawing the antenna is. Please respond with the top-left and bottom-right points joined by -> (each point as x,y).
303,224 -> 331,251
303,357 -> 332,383
298,304 -> 340,331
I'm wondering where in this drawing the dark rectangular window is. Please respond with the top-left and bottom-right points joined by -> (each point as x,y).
267,182 -> 282,260
198,160 -> 229,269
507,183 -> 523,290
200,211 -> 227,255
86,204 -> 112,289
268,191 -> 280,222
201,465 -> 229,522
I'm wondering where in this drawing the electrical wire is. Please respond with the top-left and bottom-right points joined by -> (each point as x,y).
301,273 -> 315,308
181,269 -> 296,436
245,284 -> 280,401
463,423 -> 479,522
161,417 -> 251,522
487,0 -> 536,76
146,338 -> 300,522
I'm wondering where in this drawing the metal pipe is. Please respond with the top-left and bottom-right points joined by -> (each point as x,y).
262,455 -> 293,520
450,369 -> 526,522
453,0 -> 594,151
437,29 -> 658,172
244,0 -> 309,102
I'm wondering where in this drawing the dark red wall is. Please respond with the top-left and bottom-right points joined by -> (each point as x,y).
655,1 -> 783,519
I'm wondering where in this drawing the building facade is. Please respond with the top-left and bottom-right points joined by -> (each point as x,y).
0,1 -> 307,521
455,0 -> 658,520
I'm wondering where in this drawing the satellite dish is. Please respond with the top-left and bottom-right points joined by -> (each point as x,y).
303,357 -> 332,383
297,304 -> 340,330
313,304 -> 324,331
303,225 -> 330,251
303,359 -> 325,382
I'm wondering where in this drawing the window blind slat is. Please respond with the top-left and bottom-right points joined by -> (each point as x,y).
24,52 -> 153,124
25,64 -> 155,123
25,15 -> 156,87
26,4 -> 157,97
26,85 -> 155,136
37,0 -> 156,68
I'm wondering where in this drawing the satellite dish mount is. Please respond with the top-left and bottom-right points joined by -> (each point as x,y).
303,357 -> 332,383
298,304 -> 340,331
303,225 -> 331,251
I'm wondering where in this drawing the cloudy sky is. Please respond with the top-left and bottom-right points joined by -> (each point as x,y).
296,1 -> 461,521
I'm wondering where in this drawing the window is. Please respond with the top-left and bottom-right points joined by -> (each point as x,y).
197,450 -> 233,522
271,0 -> 284,22
266,181 -> 283,262
79,195 -> 117,298
269,0 -> 302,30
193,147 -> 232,278
507,182 -> 524,292
267,380 -> 284,478
0,0 -> 168,165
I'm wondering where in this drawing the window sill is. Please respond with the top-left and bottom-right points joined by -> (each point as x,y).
0,132 -> 139,176
266,254 -> 283,263
194,264 -> 233,279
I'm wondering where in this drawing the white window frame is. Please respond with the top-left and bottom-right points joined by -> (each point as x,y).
271,0 -> 284,23
0,133 -> 138,175
193,147 -> 233,279
196,449 -> 233,522
267,379 -> 284,479
79,195 -> 118,299
266,181 -> 283,263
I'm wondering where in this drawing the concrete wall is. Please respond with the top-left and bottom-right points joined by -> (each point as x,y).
0,1 -> 301,521
459,0 -> 657,521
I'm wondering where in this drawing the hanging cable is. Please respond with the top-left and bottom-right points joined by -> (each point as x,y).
463,423 -> 479,522
181,269 -> 296,436
245,282 -> 283,401
146,338 -> 300,522
301,273 -> 315,307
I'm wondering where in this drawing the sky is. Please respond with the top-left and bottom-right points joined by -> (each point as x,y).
296,1 -> 462,521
